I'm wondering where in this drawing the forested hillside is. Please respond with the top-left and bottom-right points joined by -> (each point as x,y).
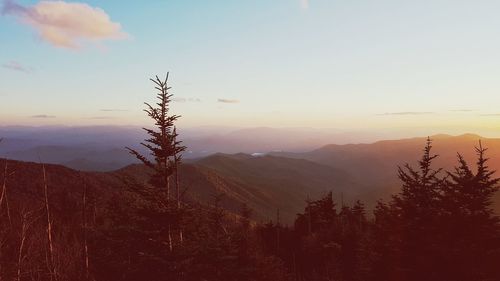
1,138 -> 499,280
274,134 -> 500,212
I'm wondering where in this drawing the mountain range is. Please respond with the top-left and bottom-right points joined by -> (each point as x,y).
2,131 -> 500,223
0,125 -> 468,171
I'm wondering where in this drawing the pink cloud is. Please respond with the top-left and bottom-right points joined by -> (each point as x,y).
2,0 -> 128,49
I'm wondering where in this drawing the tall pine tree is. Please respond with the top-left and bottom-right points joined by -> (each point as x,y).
126,73 -> 186,256
440,141 -> 500,279
390,137 -> 444,280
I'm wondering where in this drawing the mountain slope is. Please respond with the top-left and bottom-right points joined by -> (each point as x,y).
194,153 -> 362,221
6,133 -> 500,224
272,134 -> 500,210
1,154 -> 361,223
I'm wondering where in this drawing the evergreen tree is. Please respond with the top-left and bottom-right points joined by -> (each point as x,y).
392,137 -> 443,280
371,200 -> 400,281
127,73 -> 186,199
371,138 -> 445,280
338,201 -> 369,281
395,137 -> 442,214
440,142 -> 500,279
126,73 -> 186,254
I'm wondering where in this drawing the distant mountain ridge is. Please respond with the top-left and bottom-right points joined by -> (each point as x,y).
194,153 -> 361,220
272,133 -> 500,212
1,125 -> 446,171
0,153 -> 361,223
3,132 -> 500,222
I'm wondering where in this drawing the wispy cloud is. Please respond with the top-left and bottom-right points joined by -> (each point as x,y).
300,0 -> 309,9
450,109 -> 475,112
377,111 -> 434,116
218,98 -> 240,104
31,114 -> 55,118
2,0 -> 128,49
100,109 -> 129,112
87,116 -> 115,119
2,60 -> 32,73
173,97 -> 201,103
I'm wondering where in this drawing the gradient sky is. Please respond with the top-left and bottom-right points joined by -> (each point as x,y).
2,0 -> 500,132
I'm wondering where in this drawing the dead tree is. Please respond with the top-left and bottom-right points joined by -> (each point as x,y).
82,178 -> 90,281
16,208 -> 38,281
42,164 -> 57,281
1,159 -> 12,226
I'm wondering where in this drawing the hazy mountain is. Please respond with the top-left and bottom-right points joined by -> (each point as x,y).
193,153 -> 362,221
0,126 -> 146,171
5,126 -> 498,173
272,133 -> 500,211
4,133 -> 500,224
4,127 -> 500,216
0,152 -> 361,223
0,126 -> 379,171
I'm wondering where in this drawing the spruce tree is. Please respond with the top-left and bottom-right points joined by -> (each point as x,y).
127,73 -> 186,198
396,137 -> 442,212
392,137 -> 444,280
126,73 -> 186,255
441,141 -> 500,279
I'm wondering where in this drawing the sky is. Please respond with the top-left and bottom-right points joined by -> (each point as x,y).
2,0 -> 500,134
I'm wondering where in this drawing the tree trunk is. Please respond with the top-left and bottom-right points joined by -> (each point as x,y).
175,166 -> 183,244
83,180 -> 90,281
168,224 -> 173,252
276,208 -> 280,254
42,164 -> 57,281
1,160 -> 12,226
17,215 -> 28,281
166,174 -> 173,252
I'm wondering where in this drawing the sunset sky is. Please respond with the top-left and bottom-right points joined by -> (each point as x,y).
2,0 -> 500,133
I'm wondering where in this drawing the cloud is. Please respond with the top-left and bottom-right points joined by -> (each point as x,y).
450,109 -> 475,112
2,60 -> 33,73
173,97 -> 201,103
300,0 -> 309,9
87,116 -> 115,119
377,111 -> 434,116
31,114 -> 55,118
100,109 -> 129,112
218,98 -> 240,104
2,0 -> 128,49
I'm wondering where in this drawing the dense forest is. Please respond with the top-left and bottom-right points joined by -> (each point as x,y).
1,76 -> 499,280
